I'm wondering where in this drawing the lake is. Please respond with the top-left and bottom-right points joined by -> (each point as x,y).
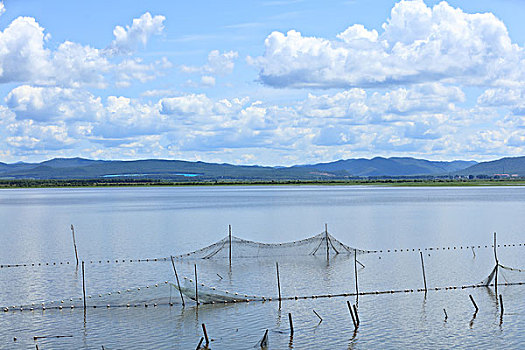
0,185 -> 524,349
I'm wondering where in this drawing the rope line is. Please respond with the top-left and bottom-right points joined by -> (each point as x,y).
3,281 -> 524,312
1,243 -> 523,269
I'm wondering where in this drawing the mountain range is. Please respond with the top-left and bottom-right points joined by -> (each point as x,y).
0,156 -> 523,180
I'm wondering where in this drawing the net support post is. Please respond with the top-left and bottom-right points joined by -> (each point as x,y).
420,251 -> 427,293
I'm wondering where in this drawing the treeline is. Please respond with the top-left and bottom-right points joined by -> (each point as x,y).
0,178 -> 524,188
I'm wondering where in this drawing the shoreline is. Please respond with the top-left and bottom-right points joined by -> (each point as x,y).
1,179 -> 524,188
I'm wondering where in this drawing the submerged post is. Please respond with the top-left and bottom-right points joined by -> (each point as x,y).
81,261 -> 86,311
229,225 -> 232,266
71,225 -> 79,266
202,323 -> 209,346
325,223 -> 329,261
194,264 -> 199,306
276,262 -> 282,302
420,251 -> 427,292
499,294 -> 504,316
171,256 -> 185,307
347,300 -> 357,329
494,232 -> 499,296
469,294 -> 478,312
353,304 -> 360,326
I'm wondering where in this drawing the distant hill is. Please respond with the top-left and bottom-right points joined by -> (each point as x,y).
302,157 -> 476,177
456,156 -> 525,176
0,158 -> 325,180
1,156 -> 523,180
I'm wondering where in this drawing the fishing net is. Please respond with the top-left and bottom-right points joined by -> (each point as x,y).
1,276 -> 271,311
2,282 -> 180,311
480,263 -> 525,286
173,231 -> 374,260
177,276 -> 266,304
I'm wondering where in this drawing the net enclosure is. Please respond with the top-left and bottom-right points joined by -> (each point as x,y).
172,230 -> 375,260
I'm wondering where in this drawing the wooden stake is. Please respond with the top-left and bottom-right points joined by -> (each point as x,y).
196,337 -> 204,350
170,256 -> 185,307
194,264 -> 199,306
353,304 -> 360,326
469,294 -> 478,312
313,309 -> 323,322
354,250 -> 359,297
494,232 -> 499,296
81,261 -> 86,311
260,329 -> 269,347
276,262 -> 282,302
420,251 -> 427,292
229,225 -> 232,266
288,313 -> 294,336
71,225 -> 79,266
347,300 -> 357,329
202,323 -> 209,346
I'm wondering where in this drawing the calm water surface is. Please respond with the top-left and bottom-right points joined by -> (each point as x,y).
0,186 -> 524,349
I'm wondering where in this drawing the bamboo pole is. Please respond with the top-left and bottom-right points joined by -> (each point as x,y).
81,261 -> 86,312
354,250 -> 359,297
420,251 -> 427,292
276,262 -> 282,302
469,294 -> 478,312
347,300 -> 357,329
194,264 -> 199,306
196,337 -> 204,350
313,309 -> 323,322
170,256 -> 185,307
288,313 -> 294,336
202,323 -> 209,346
260,329 -> 269,347
494,232 -> 499,296
353,304 -> 360,326
71,225 -> 79,266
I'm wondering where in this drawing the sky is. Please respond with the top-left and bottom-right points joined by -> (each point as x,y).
0,0 -> 524,165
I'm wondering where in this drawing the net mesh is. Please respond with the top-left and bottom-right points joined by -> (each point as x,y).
173,231 -> 374,260
4,281 -> 180,311
480,263 -> 525,286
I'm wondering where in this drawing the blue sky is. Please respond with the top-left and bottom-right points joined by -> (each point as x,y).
0,0 -> 523,165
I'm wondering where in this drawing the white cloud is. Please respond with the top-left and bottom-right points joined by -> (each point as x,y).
180,50 -> 238,86
5,119 -> 76,151
0,11 -> 168,88
0,16 -> 52,84
181,50 -> 238,76
250,0 -> 524,89
109,12 -> 165,55
5,85 -> 103,121
200,75 -> 216,87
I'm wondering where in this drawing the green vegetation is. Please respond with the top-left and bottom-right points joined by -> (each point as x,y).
1,178 -> 524,189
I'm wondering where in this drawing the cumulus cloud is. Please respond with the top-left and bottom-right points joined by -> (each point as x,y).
0,84 -> 522,162
300,83 -> 464,124
109,12 -> 165,55
0,16 -> 52,84
180,50 -> 238,87
181,50 -> 238,76
6,85 -> 103,121
0,10 -> 167,88
250,0 -> 524,89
